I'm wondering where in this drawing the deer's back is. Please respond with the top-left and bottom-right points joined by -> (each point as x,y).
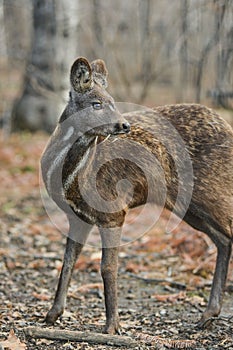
124,104 -> 233,236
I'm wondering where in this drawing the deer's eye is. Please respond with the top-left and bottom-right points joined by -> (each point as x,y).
92,102 -> 102,110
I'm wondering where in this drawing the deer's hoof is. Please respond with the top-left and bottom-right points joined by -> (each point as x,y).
196,317 -> 212,329
45,306 -> 63,325
103,320 -> 121,335
196,309 -> 220,329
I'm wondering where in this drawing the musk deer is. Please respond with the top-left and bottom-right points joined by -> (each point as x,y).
41,56 -> 233,334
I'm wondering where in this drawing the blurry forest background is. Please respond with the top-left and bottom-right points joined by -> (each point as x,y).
0,0 -> 233,132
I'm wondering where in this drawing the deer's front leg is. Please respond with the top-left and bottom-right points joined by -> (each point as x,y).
100,227 -> 121,334
101,246 -> 120,334
45,237 -> 83,324
45,220 -> 92,324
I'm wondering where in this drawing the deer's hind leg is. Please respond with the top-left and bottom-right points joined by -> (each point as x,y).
184,210 -> 232,327
197,230 -> 232,327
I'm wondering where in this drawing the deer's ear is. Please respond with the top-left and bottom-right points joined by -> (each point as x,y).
70,57 -> 93,92
91,59 -> 108,88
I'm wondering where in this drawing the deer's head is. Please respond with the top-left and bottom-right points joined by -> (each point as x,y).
60,57 -> 130,138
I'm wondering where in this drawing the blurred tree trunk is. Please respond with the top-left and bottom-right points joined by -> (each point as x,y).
178,0 -> 188,101
214,1 -> 233,108
138,0 -> 153,102
11,0 -> 79,133
3,0 -> 32,62
92,0 -> 103,48
195,0 -> 225,103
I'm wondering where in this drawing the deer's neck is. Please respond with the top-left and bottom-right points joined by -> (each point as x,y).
41,123 -> 96,198
62,134 -> 97,193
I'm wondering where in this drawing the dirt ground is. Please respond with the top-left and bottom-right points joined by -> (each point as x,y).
1,132 -> 233,350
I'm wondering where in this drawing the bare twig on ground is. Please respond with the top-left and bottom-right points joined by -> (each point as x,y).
24,327 -> 138,348
128,273 -> 186,290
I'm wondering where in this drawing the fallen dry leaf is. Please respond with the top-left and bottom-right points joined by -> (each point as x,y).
137,333 -> 196,349
32,292 -> 50,301
28,259 -> 47,269
70,283 -> 103,295
125,262 -> 140,273
152,291 -> 186,303
1,329 -> 26,350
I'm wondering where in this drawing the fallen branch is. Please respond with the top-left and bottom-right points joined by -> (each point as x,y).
128,273 -> 186,290
24,327 -> 138,348
24,327 -> 196,349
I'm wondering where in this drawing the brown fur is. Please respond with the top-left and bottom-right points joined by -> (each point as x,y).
63,104 -> 233,236
41,57 -> 233,334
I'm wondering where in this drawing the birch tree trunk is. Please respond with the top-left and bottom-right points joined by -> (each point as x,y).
11,0 -> 79,132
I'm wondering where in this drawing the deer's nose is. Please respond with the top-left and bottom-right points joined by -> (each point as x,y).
122,122 -> 130,133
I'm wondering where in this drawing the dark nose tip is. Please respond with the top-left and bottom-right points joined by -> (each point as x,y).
122,122 -> 130,133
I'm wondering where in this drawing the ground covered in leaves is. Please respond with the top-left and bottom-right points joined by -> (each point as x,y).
1,131 -> 233,349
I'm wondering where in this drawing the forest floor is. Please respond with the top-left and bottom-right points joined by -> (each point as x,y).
1,131 -> 233,350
